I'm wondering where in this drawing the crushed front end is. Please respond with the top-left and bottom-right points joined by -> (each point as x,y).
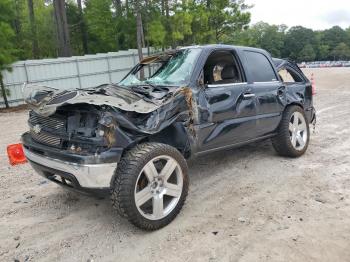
21,48 -> 200,196
22,103 -> 125,195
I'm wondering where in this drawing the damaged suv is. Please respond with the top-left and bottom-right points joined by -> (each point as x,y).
22,45 -> 316,230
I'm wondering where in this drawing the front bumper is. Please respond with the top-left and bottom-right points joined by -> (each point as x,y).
24,148 -> 117,189
22,132 -> 119,195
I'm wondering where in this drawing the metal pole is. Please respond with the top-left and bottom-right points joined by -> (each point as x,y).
106,55 -> 112,83
23,62 -> 29,83
132,52 -> 137,65
75,58 -> 82,88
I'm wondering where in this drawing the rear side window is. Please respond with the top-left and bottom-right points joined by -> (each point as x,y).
278,67 -> 304,83
244,51 -> 277,82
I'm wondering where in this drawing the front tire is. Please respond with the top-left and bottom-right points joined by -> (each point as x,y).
272,105 -> 310,157
110,143 -> 189,230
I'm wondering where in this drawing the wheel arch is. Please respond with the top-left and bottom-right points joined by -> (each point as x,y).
283,102 -> 304,114
139,123 -> 192,158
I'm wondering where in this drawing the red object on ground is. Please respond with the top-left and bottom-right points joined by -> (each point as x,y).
7,143 -> 27,166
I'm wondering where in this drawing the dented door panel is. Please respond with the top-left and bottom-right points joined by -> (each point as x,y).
253,81 -> 285,136
195,83 -> 257,152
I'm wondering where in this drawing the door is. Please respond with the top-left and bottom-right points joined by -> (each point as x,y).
195,50 -> 257,153
243,51 -> 285,137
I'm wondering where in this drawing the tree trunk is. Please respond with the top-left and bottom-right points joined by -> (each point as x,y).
165,0 -> 169,17
53,0 -> 71,57
113,0 -> 122,16
77,0 -> 88,54
136,0 -> 144,79
161,0 -> 165,16
126,0 -> 129,14
27,0 -> 39,58
13,0 -> 21,38
0,74 -> 9,109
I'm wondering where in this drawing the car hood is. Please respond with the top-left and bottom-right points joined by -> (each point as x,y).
23,83 -> 174,116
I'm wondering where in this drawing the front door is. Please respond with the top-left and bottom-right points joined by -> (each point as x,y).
195,49 -> 257,153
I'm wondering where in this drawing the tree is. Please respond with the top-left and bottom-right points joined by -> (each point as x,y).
27,0 -> 39,58
331,42 -> 350,60
84,0 -> 117,53
283,26 -> 316,60
233,22 -> 285,57
53,0 -> 71,57
170,9 -> 193,47
135,0 -> 144,78
146,20 -> 166,48
322,26 -> 348,50
298,44 -> 316,62
0,0 -> 17,108
316,44 -> 329,60
77,0 -> 88,54
207,0 -> 251,42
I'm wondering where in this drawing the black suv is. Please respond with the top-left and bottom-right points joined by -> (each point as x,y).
22,45 -> 316,230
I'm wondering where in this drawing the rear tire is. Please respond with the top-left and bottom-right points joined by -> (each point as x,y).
110,142 -> 189,230
272,105 -> 310,157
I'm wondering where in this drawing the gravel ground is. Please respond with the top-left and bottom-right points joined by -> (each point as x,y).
1,68 -> 350,262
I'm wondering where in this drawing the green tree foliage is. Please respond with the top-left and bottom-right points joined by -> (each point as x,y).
84,0 -> 118,53
146,20 -> 166,48
283,26 -> 317,60
298,44 -> 316,61
17,0 -> 56,59
231,22 -> 286,57
2,0 -> 350,65
207,0 -> 251,42
0,0 -> 18,107
322,26 -> 349,50
331,42 -> 350,60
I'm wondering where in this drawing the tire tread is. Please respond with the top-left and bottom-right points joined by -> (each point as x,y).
110,142 -> 189,230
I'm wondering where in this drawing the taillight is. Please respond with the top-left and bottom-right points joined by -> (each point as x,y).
311,73 -> 316,95
7,143 -> 27,166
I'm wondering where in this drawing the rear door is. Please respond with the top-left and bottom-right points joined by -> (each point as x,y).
242,51 -> 285,137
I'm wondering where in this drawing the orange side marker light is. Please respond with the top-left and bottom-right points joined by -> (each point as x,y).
7,143 -> 27,166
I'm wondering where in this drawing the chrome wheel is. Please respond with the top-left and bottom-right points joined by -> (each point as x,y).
289,111 -> 307,150
134,155 -> 183,220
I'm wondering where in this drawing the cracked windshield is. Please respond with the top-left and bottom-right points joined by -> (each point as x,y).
119,48 -> 201,87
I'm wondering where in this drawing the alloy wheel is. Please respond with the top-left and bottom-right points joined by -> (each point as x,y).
134,155 -> 183,220
289,111 -> 308,151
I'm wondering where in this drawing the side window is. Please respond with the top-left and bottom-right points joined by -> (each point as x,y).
279,69 -> 295,82
244,51 -> 277,82
203,50 -> 243,85
278,67 -> 304,84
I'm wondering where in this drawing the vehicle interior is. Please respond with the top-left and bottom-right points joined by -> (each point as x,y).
203,50 -> 243,85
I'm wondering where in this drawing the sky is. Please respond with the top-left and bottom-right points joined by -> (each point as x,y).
245,0 -> 350,30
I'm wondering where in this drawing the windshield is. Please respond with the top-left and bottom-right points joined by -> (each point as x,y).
119,48 -> 202,87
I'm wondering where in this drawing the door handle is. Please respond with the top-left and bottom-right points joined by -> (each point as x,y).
243,93 -> 255,99
277,86 -> 286,96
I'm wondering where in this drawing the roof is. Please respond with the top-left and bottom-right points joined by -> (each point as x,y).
180,44 -> 269,54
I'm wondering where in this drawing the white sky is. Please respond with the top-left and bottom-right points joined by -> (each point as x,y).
245,0 -> 350,30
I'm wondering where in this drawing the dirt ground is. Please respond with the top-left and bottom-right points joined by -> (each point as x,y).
1,68 -> 350,262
